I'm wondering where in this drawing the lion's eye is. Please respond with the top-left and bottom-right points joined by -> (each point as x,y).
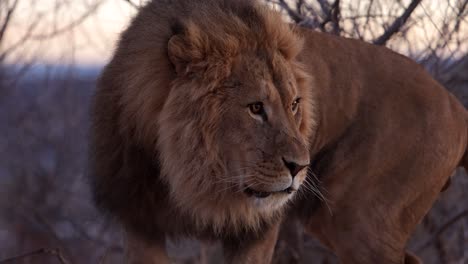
249,102 -> 264,115
248,102 -> 268,121
292,98 -> 301,114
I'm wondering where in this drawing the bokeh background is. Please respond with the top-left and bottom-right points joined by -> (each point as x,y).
0,0 -> 467,263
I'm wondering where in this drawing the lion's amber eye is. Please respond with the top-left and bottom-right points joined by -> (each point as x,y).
292,98 -> 301,113
249,102 -> 264,115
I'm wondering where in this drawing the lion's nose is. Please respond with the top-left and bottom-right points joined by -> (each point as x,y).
282,158 -> 308,178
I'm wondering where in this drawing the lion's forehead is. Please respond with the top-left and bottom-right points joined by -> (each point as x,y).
233,55 -> 298,103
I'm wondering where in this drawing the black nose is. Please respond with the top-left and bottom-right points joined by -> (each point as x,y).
282,158 -> 308,178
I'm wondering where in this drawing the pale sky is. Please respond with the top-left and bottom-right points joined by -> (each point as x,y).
3,0 -> 467,66
4,0 -> 138,65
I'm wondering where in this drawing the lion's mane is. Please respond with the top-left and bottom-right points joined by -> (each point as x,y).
90,0 -> 312,239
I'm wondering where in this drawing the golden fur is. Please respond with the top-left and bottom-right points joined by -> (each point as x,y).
90,0 -> 468,263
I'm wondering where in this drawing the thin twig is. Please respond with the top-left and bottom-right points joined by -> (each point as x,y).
0,12 -> 43,59
274,0 -> 304,23
317,0 -> 341,34
373,0 -> 422,45
0,248 -> 72,264
123,0 -> 140,9
30,1 -> 102,40
0,0 -> 19,44
330,0 -> 341,34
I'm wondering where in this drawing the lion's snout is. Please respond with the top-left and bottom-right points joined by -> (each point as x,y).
241,149 -> 310,200
282,157 -> 308,177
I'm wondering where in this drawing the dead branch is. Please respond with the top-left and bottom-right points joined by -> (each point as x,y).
373,0 -> 422,45
364,0 -> 375,30
0,12 -> 43,60
123,0 -> 140,9
30,1 -> 102,40
317,0 -> 331,18
275,0 -> 304,23
0,0 -> 19,45
0,248 -> 72,264
320,0 -> 341,34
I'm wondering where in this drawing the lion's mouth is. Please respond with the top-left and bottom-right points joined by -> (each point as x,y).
244,186 -> 295,198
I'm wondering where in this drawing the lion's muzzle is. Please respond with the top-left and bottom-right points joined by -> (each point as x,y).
282,157 -> 308,178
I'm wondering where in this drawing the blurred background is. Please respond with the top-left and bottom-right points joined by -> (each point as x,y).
0,0 -> 467,263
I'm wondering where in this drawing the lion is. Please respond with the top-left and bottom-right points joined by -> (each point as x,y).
90,0 -> 468,263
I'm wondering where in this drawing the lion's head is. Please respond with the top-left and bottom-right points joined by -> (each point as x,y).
155,1 -> 315,232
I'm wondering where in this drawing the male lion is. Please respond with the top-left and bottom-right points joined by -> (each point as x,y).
90,0 -> 468,263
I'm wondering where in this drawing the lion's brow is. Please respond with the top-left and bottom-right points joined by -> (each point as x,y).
261,80 -> 279,103
271,74 -> 296,106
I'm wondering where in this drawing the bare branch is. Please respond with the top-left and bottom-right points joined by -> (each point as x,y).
295,0 -> 305,16
373,0 -> 422,45
123,0 -> 140,9
453,0 -> 468,33
0,13 -> 43,60
363,0 -> 375,33
30,1 -> 102,40
0,248 -> 72,264
330,0 -> 341,34
270,0 -> 304,23
0,0 -> 19,45
317,0 -> 331,18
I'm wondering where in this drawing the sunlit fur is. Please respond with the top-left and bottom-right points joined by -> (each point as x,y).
91,0 -> 314,238
157,1 -> 314,233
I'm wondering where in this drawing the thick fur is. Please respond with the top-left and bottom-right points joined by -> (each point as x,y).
90,0 -> 468,263
91,0 -> 313,257
292,29 -> 468,263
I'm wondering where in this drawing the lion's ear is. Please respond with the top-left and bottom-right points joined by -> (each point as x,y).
167,21 -> 207,76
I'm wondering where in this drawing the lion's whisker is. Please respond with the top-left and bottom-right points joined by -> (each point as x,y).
213,174 -> 257,184
302,177 -> 333,216
214,177 -> 259,194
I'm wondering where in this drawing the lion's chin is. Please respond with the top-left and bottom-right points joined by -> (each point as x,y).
247,190 -> 293,212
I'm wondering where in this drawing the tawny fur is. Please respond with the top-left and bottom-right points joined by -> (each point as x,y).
90,0 -> 468,263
